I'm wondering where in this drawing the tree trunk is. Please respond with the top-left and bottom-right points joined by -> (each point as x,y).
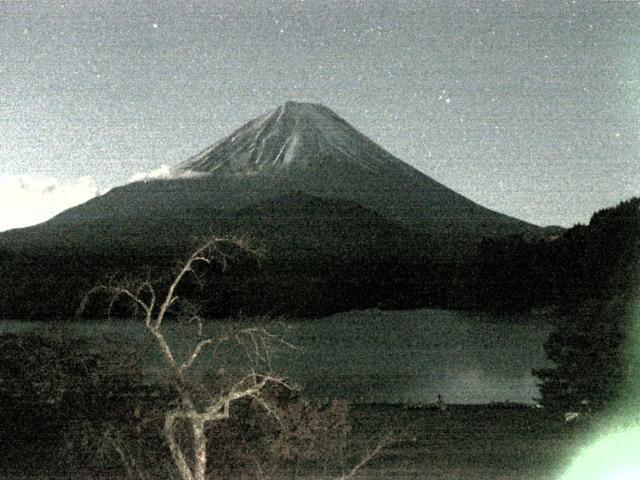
164,415 -> 195,480
192,418 -> 207,480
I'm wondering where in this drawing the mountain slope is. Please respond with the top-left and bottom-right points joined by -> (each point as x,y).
0,190 -> 423,258
177,101 -> 539,238
0,192 -> 432,318
38,101 -> 541,249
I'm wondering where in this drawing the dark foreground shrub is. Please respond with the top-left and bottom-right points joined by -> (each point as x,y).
0,330 -> 355,479
0,330 -> 168,476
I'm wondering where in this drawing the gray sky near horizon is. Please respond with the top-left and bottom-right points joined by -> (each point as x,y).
1,0 -> 639,230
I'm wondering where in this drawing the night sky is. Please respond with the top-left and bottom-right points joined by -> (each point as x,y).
1,0 -> 638,231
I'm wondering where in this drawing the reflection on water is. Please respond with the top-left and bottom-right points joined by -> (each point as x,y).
280,309 -> 553,404
0,308 -> 553,404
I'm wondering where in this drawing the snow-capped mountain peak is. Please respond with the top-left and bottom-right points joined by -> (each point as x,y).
178,101 -> 406,176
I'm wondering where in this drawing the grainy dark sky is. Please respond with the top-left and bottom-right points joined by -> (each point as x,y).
1,0 -> 638,230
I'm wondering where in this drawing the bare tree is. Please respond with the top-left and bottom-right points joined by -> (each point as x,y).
80,237 -> 292,480
79,236 -> 397,480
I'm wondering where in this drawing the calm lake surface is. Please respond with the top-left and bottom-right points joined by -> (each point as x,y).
0,309 -> 553,405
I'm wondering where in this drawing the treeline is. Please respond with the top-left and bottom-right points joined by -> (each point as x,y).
1,198 -> 637,320
527,198 -> 638,411
466,197 -> 639,312
0,249 -> 434,320
458,197 -> 638,412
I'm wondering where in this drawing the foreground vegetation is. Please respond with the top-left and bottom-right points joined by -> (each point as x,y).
0,198 -> 637,478
0,342 -> 597,480
531,199 -> 639,413
0,314 -> 614,479
0,329 -> 363,479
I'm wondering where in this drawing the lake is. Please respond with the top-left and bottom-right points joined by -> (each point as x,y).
0,308 -> 553,405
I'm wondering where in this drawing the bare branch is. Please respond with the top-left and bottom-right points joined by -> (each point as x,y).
78,284 -> 153,323
103,427 -> 149,480
338,433 -> 395,480
148,326 -> 177,370
78,236 -> 306,480
154,237 -> 236,330
135,281 -> 156,326
244,324 -> 302,353
248,393 -> 284,430
203,371 -> 287,421
176,338 -> 216,377
176,299 -> 206,337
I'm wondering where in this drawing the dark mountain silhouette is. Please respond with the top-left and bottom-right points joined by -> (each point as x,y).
0,192 -> 430,318
5,102 -> 544,253
0,102 -> 556,319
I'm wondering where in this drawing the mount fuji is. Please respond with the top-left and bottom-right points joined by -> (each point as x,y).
10,102 -> 540,248
180,101 -> 542,238
0,102 -> 553,318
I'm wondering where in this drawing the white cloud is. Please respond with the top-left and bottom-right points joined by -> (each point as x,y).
128,164 -> 174,182
128,164 -> 208,183
0,175 -> 99,232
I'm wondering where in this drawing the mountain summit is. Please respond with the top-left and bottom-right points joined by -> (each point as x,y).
179,101 -> 407,176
